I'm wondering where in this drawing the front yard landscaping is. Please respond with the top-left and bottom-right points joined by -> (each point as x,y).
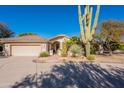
35,54 -> 124,63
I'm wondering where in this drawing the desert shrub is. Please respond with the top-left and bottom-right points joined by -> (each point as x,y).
109,41 -> 120,51
90,46 -> 96,54
60,49 -> 68,57
87,55 -> 95,61
61,53 -> 68,57
70,36 -> 80,44
90,39 -> 100,54
119,44 -> 124,51
39,51 -> 49,57
60,41 -> 70,57
69,44 -> 82,57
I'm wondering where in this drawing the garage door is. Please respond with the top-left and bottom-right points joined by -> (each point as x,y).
11,46 -> 41,56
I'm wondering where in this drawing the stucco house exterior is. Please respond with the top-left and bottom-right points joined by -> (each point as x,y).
0,34 -> 69,56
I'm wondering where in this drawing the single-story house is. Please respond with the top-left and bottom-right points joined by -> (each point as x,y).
0,34 -> 69,56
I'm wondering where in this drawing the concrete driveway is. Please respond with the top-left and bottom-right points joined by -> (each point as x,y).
0,56 -> 62,87
0,56 -> 124,88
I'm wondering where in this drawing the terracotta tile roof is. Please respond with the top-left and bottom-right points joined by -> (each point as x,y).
48,34 -> 69,41
0,35 -> 47,43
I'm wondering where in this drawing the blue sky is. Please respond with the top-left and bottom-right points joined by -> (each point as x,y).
0,5 -> 124,38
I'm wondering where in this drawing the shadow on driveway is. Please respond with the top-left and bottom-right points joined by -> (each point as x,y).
12,62 -> 124,88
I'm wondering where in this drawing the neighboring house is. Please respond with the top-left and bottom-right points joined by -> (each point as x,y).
0,34 -> 69,56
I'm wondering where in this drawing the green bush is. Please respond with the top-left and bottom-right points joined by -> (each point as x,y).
90,46 -> 96,54
39,51 -> 49,57
119,44 -> 124,51
60,49 -> 68,57
87,55 -> 95,61
69,44 -> 82,57
60,42 -> 68,57
109,41 -> 120,51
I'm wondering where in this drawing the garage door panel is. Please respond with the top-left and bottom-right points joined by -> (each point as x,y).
11,46 -> 41,56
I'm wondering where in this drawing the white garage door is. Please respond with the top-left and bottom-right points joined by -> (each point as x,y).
11,46 -> 41,56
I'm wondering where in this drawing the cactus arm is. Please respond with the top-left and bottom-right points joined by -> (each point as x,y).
91,5 -> 100,36
86,7 -> 93,42
84,6 -> 87,31
87,5 -> 90,13
89,7 -> 93,40
78,5 -> 86,43
81,15 -> 85,21
84,6 -> 88,42
89,7 -> 93,32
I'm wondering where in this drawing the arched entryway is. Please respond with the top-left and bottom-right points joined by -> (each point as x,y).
48,41 -> 60,55
0,46 -> 3,52
52,41 -> 60,54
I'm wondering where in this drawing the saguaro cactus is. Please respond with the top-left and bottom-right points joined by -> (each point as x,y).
78,5 -> 100,57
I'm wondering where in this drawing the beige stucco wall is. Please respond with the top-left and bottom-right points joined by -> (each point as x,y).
40,43 -> 48,52
4,44 -> 11,56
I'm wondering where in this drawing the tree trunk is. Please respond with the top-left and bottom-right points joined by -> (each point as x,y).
85,42 -> 90,57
